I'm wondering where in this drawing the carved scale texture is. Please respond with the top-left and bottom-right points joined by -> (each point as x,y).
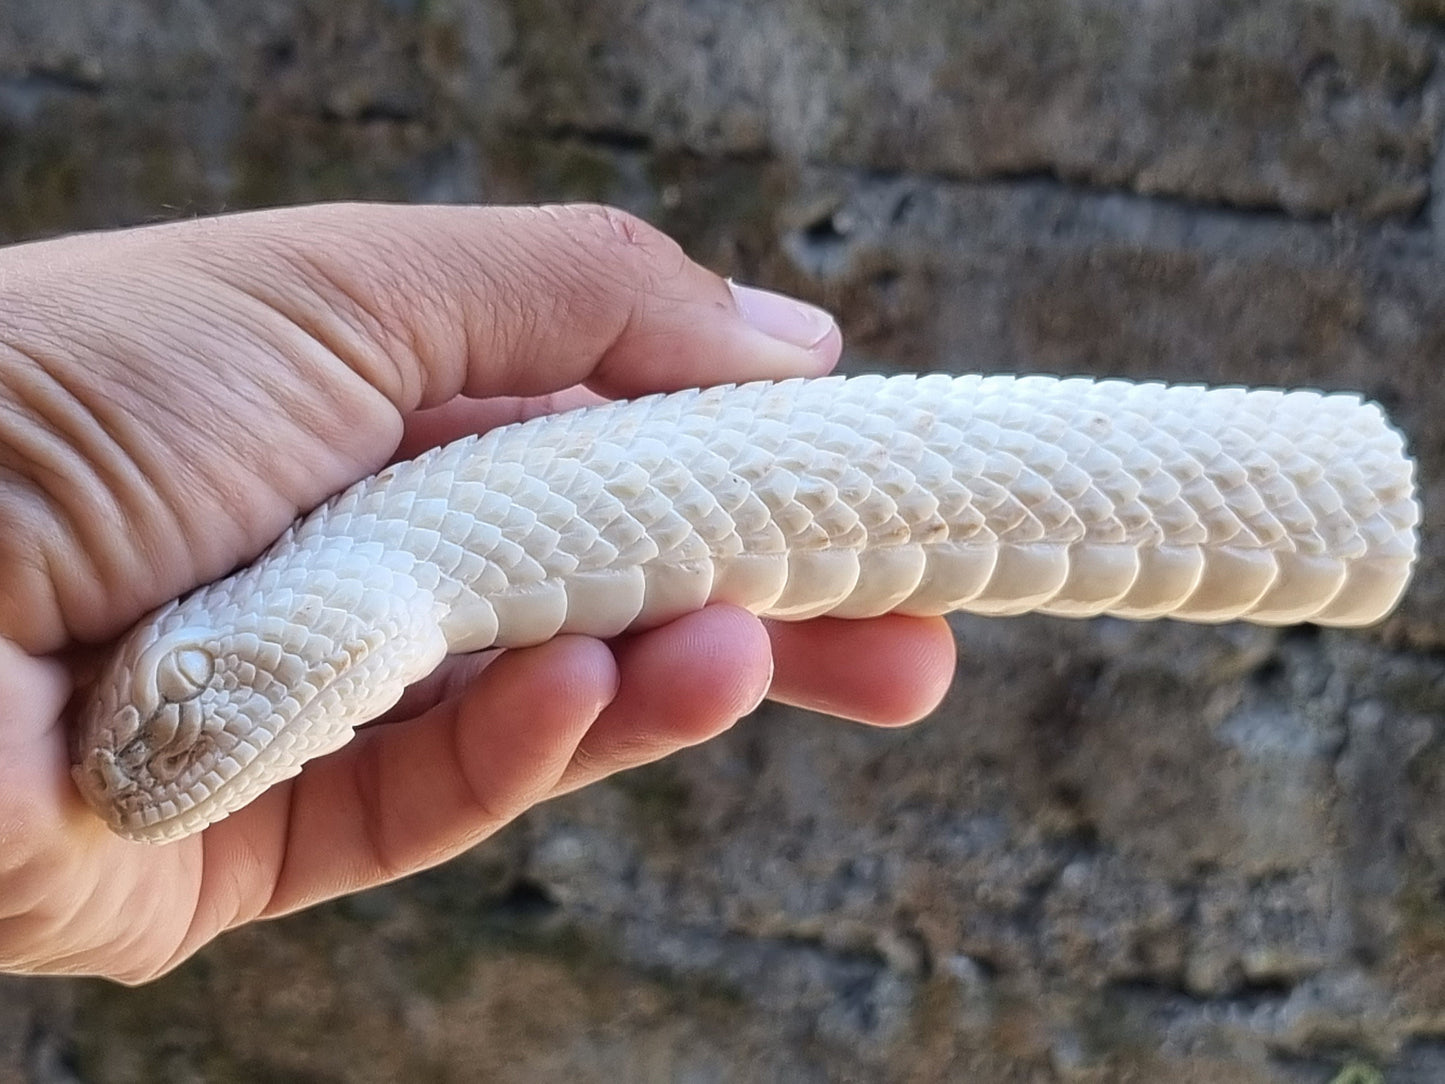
305,373 -> 1418,632
74,374 -> 1420,842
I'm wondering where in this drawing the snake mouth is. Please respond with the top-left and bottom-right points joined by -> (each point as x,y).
74,673 -> 365,845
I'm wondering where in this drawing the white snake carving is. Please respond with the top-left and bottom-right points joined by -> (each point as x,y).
72,373 -> 1421,843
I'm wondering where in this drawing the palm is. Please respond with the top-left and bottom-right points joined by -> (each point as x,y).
0,645 -> 200,979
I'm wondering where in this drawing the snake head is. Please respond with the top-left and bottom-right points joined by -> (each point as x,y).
72,560 -> 446,844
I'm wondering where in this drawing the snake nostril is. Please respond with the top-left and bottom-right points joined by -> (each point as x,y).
87,749 -> 130,795
149,749 -> 191,783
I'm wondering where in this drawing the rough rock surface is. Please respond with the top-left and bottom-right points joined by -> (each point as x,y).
3,2 -> 1445,1081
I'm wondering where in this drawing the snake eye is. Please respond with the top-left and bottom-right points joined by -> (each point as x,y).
155,648 -> 215,703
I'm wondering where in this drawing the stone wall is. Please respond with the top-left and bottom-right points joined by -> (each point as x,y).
3,2 -> 1445,1080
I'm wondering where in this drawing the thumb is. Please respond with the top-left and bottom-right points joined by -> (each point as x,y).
0,203 -> 842,650
195,201 -> 842,408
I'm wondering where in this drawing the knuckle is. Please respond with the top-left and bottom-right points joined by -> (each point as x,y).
510,204 -> 697,355
545,203 -> 688,280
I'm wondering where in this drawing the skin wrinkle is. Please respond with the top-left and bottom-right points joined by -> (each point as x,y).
200,836 -> 254,940
209,271 -> 408,451
390,389 -> 612,462
4,869 -> 102,971
89,280 -> 382,574
160,216 -> 378,370
210,827 -> 273,931
394,721 -> 488,872
169,836 -> 250,971
598,205 -> 648,246
10,340 -> 188,555
78,859 -> 183,979
0,864 -> 51,926
469,209 -> 668,397
223,209 -> 485,411
105,371 -> 251,536
207,285 -> 401,493
549,235 -> 649,340
179,790 -> 294,940
235,247 -> 430,413
290,252 -> 427,408
571,205 -> 692,298
23,285 -> 242,491
33,356 -> 224,631
444,698 -> 520,840
0,456 -> 65,638
413,216 -> 542,396
381,222 -> 491,408
24,870 -> 98,952
486,264 -> 550,394
0,819 -> 59,907
354,727 -> 412,885
260,780 -> 308,919
402,697 -> 508,869
0,361 -> 133,649
527,279 -> 629,395
1,231 -> 413,643
270,754 -> 380,916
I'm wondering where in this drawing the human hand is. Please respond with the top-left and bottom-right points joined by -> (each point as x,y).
0,203 -> 956,982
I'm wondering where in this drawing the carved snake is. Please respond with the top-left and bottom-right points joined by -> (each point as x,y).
72,373 -> 1421,843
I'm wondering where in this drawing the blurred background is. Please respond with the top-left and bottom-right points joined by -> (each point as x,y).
3,2 -> 1445,1081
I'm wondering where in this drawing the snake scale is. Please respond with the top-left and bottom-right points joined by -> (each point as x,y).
73,373 -> 1420,843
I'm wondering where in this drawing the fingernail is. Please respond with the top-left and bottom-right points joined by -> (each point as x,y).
729,281 -> 837,351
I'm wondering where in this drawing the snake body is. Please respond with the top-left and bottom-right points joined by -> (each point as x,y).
73,373 -> 1420,843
